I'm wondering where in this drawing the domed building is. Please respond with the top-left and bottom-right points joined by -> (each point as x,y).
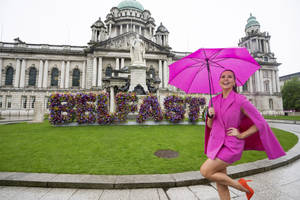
238,14 -> 283,115
0,2 -> 283,116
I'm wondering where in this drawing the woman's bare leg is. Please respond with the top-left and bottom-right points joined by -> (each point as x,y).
216,168 -> 230,200
200,158 -> 249,193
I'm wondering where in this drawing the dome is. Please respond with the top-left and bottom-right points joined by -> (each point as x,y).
245,13 -> 260,29
117,0 -> 144,11
156,23 -> 169,33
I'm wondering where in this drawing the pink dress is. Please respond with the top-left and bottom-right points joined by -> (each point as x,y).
205,90 -> 285,164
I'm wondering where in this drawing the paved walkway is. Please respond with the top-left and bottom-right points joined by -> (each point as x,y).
0,123 -> 299,200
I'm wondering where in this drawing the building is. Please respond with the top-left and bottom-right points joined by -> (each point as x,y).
238,14 -> 283,115
0,1 -> 283,116
279,72 -> 300,89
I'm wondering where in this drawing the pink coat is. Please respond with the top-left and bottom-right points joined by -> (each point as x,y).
205,90 -> 286,161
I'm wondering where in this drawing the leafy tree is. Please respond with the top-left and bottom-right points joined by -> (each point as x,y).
281,77 -> 300,111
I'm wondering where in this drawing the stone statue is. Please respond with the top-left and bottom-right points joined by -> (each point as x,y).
130,34 -> 145,66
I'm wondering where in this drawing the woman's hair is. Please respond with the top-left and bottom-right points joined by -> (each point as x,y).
220,69 -> 238,93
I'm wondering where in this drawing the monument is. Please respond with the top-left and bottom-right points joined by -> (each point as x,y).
129,34 -> 148,95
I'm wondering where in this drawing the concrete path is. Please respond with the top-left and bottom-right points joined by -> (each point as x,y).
1,159 -> 300,200
0,122 -> 299,200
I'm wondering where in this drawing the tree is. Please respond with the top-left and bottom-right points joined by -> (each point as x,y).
281,77 -> 300,111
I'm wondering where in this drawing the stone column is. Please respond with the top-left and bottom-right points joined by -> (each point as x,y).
0,58 -> 2,86
127,24 -> 129,32
275,71 -> 280,92
133,25 -> 136,32
65,61 -> 70,88
19,59 -> 26,88
110,87 -> 115,113
159,60 -> 163,88
109,24 -> 112,37
249,76 -> 253,93
255,71 -> 260,92
92,57 -> 97,87
260,69 -> 264,92
120,25 -> 123,35
91,29 -> 95,42
82,61 -> 86,89
14,59 -> 21,87
97,57 -> 102,87
139,26 -> 142,34
272,70 -> 276,94
163,60 -> 168,88
60,61 -> 65,88
116,58 -> 120,70
38,60 -> 43,88
121,58 -> 124,69
43,60 -> 48,88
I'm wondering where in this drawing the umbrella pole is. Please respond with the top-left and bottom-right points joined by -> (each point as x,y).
206,59 -> 213,108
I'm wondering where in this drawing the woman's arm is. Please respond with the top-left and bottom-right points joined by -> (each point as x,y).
227,108 -> 258,139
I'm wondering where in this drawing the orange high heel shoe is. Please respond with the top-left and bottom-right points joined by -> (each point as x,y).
238,178 -> 254,200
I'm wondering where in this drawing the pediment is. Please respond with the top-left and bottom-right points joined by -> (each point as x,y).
93,32 -> 168,52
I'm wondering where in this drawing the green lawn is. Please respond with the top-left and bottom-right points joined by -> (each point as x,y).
264,115 -> 300,121
0,121 -> 297,175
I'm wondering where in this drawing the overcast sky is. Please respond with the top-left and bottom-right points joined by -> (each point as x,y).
0,0 -> 299,76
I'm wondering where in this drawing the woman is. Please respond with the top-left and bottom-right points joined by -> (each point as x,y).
200,70 -> 286,200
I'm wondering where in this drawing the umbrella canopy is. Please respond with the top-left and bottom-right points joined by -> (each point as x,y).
168,48 -> 261,95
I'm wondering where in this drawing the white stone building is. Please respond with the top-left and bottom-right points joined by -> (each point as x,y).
238,14 -> 283,115
0,1 -> 283,116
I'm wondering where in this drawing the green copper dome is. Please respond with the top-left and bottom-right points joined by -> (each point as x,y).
117,0 -> 144,11
245,13 -> 260,29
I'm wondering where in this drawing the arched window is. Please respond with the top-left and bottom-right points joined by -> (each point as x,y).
5,66 -> 14,86
264,80 -> 270,92
51,68 -> 59,86
269,99 -> 273,110
72,69 -> 80,87
105,66 -> 113,77
28,67 -> 37,86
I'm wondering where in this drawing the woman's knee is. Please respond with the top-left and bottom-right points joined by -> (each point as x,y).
200,164 -> 211,178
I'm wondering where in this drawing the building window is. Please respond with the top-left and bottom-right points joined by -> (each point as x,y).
51,68 -> 59,86
28,67 -> 37,86
269,99 -> 273,110
30,96 -> 35,109
264,57 -> 268,62
21,96 -> 27,109
72,69 -> 80,87
5,66 -> 14,86
105,66 -> 113,77
0,96 -> 2,108
6,96 -> 12,109
264,80 -> 270,92
243,80 -> 248,92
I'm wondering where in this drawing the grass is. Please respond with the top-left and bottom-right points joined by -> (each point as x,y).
264,115 -> 300,121
0,121 -> 297,175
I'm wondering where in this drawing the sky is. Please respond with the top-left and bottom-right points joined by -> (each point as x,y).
0,0 -> 299,76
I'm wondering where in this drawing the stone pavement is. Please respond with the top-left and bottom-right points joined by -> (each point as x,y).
0,123 -> 299,199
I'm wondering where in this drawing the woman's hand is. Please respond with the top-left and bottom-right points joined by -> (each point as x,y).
208,107 -> 215,119
227,127 -> 243,139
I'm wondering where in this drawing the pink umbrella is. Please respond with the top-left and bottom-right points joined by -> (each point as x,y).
168,48 -> 260,106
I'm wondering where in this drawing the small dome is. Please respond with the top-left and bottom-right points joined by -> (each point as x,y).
156,23 -> 169,33
245,13 -> 260,29
117,0 -> 144,11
